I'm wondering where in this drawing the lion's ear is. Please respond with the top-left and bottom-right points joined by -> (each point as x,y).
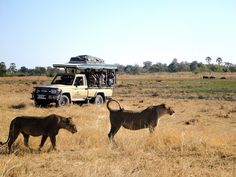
67,117 -> 72,122
160,104 -> 166,108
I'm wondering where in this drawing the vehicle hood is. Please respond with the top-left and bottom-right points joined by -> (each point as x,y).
35,84 -> 73,89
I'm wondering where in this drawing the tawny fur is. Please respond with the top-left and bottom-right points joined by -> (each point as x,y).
0,114 -> 77,153
107,99 -> 175,141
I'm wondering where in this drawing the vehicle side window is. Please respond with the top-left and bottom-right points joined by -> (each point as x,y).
75,77 -> 84,86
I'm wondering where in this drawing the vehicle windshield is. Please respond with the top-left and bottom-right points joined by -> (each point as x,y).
51,75 -> 75,85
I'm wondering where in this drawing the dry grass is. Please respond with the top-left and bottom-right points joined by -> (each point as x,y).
0,74 -> 236,177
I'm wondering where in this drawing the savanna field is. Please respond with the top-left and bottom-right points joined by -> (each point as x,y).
0,73 -> 236,177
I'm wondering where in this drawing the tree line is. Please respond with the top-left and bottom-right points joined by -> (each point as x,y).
0,57 -> 235,76
0,62 -> 60,77
117,57 -> 235,74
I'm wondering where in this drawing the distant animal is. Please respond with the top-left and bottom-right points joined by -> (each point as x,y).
220,77 -> 226,79
106,99 -> 175,141
0,114 -> 77,153
203,76 -> 209,79
210,76 -> 216,79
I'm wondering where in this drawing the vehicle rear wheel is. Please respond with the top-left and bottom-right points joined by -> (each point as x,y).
57,95 -> 70,107
94,95 -> 104,105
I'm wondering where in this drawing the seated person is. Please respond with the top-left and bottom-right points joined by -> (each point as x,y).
75,77 -> 84,86
107,71 -> 115,86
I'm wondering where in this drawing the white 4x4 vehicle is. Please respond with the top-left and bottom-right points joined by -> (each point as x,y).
32,55 -> 117,107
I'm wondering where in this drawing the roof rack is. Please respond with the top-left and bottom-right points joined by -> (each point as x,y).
53,55 -> 117,70
53,63 -> 117,70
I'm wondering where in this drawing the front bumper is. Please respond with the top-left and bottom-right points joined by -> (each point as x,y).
32,93 -> 61,103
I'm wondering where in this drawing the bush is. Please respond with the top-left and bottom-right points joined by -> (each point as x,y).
10,103 -> 26,109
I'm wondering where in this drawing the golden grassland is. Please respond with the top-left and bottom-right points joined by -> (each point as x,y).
0,73 -> 236,177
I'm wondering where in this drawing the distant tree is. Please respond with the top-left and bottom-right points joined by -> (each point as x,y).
190,61 -> 198,71
172,58 -> 178,64
9,63 -> 17,73
209,64 -> 221,72
222,67 -> 230,72
19,66 -> 29,74
124,65 -> 132,73
229,64 -> 236,72
149,64 -> 158,72
205,56 -> 212,65
0,62 -> 7,76
46,66 -> 60,77
216,57 -> 223,65
132,64 -> 141,74
149,62 -> 168,72
224,62 -> 233,67
115,64 -> 125,73
168,58 -> 179,72
197,62 -> 208,71
178,62 -> 190,72
124,64 -> 141,74
34,67 -> 46,76
143,61 -> 152,71
27,69 -> 35,75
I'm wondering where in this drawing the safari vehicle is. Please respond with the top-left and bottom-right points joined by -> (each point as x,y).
32,55 -> 117,107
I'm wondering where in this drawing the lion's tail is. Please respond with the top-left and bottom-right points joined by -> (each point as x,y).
0,137 -> 9,146
0,119 -> 16,146
107,99 -> 123,112
0,141 -> 7,145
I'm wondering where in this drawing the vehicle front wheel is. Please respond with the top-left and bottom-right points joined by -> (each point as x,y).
35,100 -> 48,107
94,95 -> 104,105
57,95 -> 70,107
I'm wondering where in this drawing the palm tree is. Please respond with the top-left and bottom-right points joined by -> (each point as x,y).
216,57 -> 222,65
9,63 -> 17,73
205,56 -> 212,65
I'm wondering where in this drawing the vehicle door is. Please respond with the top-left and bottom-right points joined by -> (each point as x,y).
71,76 -> 88,100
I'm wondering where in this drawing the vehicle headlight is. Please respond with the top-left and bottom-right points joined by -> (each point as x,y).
50,88 -> 61,95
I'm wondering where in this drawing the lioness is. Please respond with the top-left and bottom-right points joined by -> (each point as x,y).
0,114 -> 77,153
107,99 -> 175,141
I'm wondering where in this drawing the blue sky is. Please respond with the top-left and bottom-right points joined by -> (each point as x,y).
1,0 -> 236,68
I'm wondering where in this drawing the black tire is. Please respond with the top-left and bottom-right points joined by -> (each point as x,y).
34,100 -> 40,107
35,100 -> 47,107
94,95 -> 104,105
57,95 -> 70,107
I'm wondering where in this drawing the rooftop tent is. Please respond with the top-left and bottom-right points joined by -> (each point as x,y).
69,55 -> 105,64
53,55 -> 117,70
